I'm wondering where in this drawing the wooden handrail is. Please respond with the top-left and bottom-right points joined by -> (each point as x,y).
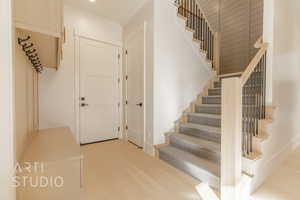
241,43 -> 268,86
219,71 -> 243,78
254,36 -> 263,49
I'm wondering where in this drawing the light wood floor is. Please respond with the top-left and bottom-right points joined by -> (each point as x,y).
253,146 -> 300,200
81,140 -> 201,200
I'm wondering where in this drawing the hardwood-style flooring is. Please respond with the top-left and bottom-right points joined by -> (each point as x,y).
253,146 -> 300,200
81,140 -> 201,200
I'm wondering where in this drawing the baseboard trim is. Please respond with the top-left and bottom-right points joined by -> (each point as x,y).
250,135 -> 300,193
145,142 -> 155,156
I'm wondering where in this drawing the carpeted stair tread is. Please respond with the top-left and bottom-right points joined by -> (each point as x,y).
159,146 -> 220,188
187,112 -> 221,119
195,104 -> 221,115
196,104 -> 221,107
208,88 -> 221,96
180,123 -> 221,134
171,133 -> 221,153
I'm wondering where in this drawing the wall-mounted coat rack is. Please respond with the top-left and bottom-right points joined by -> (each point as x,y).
18,36 -> 44,73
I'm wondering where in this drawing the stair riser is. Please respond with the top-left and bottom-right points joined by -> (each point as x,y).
208,89 -> 221,96
214,82 -> 221,88
195,105 -> 221,115
202,97 -> 221,104
170,136 -> 220,163
179,126 -> 221,143
188,115 -> 221,127
159,151 -> 220,189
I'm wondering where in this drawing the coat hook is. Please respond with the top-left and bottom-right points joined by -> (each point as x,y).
17,35 -> 44,74
28,53 -> 38,59
18,36 -> 31,45
26,49 -> 36,56
30,57 -> 39,62
22,43 -> 34,51
31,59 -> 40,65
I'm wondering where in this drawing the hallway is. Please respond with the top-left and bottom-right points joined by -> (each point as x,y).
81,140 -> 201,200
253,146 -> 300,200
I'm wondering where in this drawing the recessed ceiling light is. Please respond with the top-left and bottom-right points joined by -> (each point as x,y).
89,0 -> 96,2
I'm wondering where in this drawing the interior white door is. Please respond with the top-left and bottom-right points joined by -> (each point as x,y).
125,26 -> 145,147
79,38 -> 120,144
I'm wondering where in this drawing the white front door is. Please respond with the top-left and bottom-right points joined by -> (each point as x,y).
79,38 -> 120,144
125,26 -> 145,147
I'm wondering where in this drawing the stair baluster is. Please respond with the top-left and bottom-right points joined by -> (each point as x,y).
175,0 -> 218,71
241,41 -> 268,156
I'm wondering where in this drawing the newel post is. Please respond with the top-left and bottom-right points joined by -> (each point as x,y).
221,77 -> 242,200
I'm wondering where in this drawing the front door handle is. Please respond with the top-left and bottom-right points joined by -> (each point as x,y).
136,103 -> 143,107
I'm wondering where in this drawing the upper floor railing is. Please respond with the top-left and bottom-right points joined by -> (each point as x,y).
175,0 -> 220,73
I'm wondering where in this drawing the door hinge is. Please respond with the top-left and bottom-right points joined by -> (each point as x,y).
118,78 -> 120,83
118,102 -> 120,107
126,125 -> 128,130
125,75 -> 128,80
118,54 -> 121,59
118,127 -> 120,132
125,50 -> 128,55
125,100 -> 128,105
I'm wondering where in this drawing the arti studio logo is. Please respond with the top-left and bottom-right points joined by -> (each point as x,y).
12,162 -> 64,188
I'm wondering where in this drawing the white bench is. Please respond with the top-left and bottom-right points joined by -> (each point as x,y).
17,127 -> 83,200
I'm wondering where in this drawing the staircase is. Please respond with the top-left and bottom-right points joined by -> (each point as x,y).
158,79 -> 222,189
155,0 -> 274,197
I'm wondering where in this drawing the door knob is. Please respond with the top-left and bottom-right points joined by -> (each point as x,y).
136,103 -> 143,107
81,103 -> 89,107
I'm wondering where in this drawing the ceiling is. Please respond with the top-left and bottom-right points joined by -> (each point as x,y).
64,0 -> 149,25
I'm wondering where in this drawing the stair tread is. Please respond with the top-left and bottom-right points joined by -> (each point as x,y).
188,112 -> 221,119
181,123 -> 221,133
159,146 -> 220,177
209,88 -> 221,90
172,133 -> 221,152
204,95 -> 221,98
196,104 -> 221,107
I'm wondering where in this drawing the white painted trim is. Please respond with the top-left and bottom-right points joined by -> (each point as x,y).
124,22 -> 147,150
74,33 -> 123,144
143,22 -> 147,152
250,135 -> 300,193
118,46 -> 124,140
0,0 -> 16,198
74,28 -> 122,48
74,29 -> 80,143
221,77 -> 243,200
195,183 -> 220,200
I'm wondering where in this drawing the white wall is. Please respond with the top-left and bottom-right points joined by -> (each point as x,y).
123,0 -> 154,155
0,0 -> 15,198
14,32 -> 38,160
39,4 -> 122,141
251,0 -> 300,192
153,0 -> 214,145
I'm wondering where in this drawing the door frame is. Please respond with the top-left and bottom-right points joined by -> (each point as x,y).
74,33 -> 124,144
124,22 -> 147,149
